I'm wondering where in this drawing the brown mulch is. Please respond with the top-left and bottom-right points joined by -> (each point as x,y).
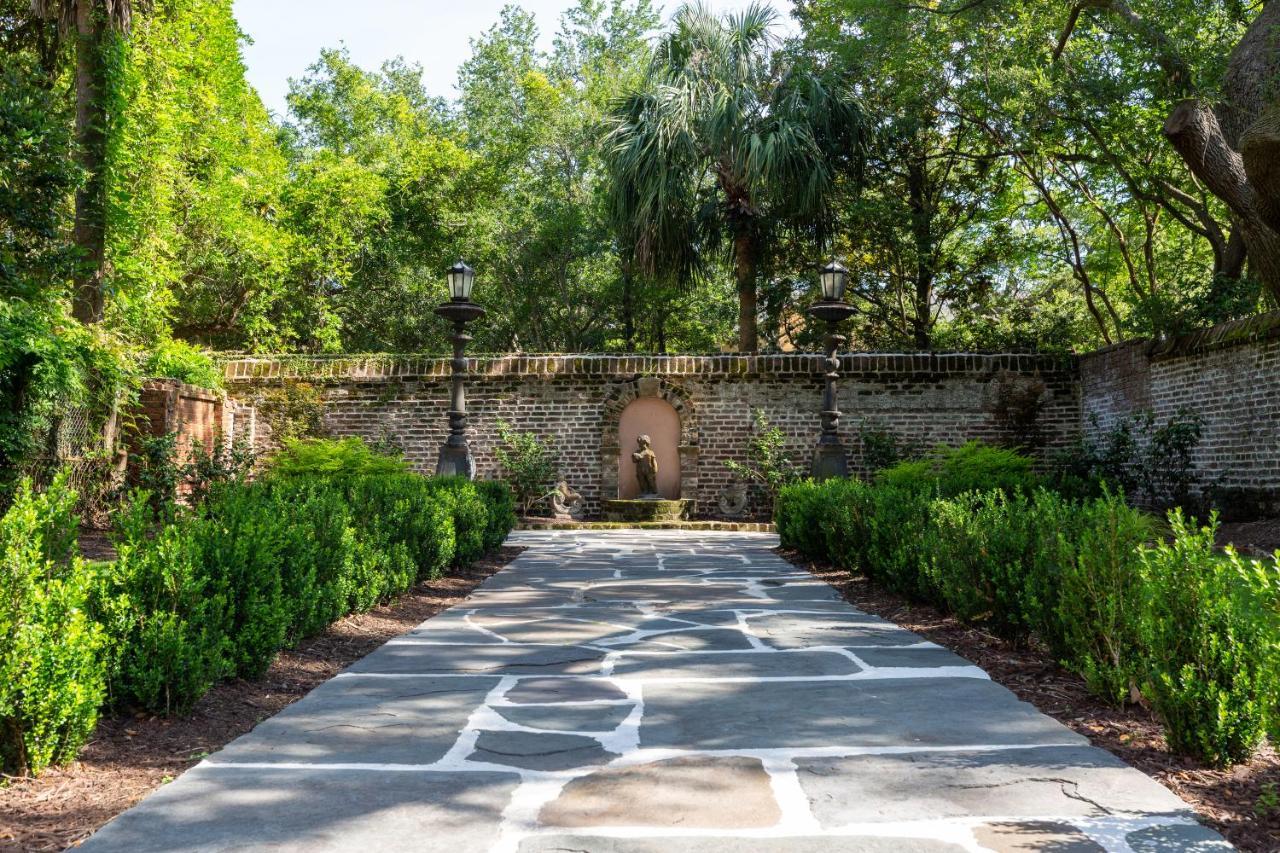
1220,518 -> 1280,558
0,546 -> 524,853
782,549 -> 1280,853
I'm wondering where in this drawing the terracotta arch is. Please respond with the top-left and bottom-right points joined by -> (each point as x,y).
599,376 -> 699,508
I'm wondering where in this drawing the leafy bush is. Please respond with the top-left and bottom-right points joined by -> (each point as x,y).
426,477 -> 490,566
494,421 -> 558,514
97,496 -> 230,715
94,465 -> 513,717
477,480 -> 516,552
143,339 -> 224,390
926,490 -> 1043,641
858,423 -> 919,473
1055,410 -> 1203,509
1138,512 -> 1277,766
775,473 -> 1280,768
1035,491 -> 1154,704
725,409 -> 804,511
267,436 -> 408,479
878,440 -> 1036,497
0,476 -> 108,775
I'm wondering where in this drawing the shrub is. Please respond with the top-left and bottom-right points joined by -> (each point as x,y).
426,477 -> 490,565
926,490 -> 1042,640
1055,410 -> 1203,509
878,440 -> 1036,497
267,436 -> 408,479
0,476 -> 108,775
99,496 -> 230,715
1137,512 -> 1276,766
477,480 -> 516,552
143,339 -> 224,391
198,482 -> 289,679
725,409 -> 805,511
861,484 -> 935,599
858,423 -> 919,473
1037,491 -> 1154,704
494,421 -> 558,515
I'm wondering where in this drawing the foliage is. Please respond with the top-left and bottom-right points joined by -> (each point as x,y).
724,410 -> 805,510
142,339 -> 223,390
1055,411 -> 1203,508
1138,512 -> 1279,767
95,465 -> 514,716
858,423 -> 919,473
96,495 -> 229,714
266,436 -> 408,479
603,1 -> 870,352
1033,490 -> 1155,704
494,420 -> 558,514
878,440 -> 1037,497
0,476 -> 107,776
776,475 -> 1280,767
126,431 -> 255,511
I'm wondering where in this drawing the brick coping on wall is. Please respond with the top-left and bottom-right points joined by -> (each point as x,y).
1082,311 -> 1280,363
221,351 -> 1077,383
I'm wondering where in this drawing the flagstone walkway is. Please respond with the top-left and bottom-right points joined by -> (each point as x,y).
82,530 -> 1230,852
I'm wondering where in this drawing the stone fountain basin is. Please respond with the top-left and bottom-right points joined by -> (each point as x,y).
603,499 -> 692,523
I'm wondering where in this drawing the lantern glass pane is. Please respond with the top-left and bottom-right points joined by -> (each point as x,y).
448,262 -> 475,300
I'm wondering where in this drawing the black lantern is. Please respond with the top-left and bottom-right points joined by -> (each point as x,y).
446,260 -> 476,301
818,260 -> 849,302
806,260 -> 857,480
434,261 -> 486,479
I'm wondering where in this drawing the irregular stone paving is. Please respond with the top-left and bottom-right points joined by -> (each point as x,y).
82,531 -> 1231,852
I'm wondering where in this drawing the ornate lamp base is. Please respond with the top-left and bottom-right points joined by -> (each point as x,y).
811,441 -> 849,481
436,444 -> 476,479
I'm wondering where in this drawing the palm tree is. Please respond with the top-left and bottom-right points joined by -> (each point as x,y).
30,0 -> 149,324
603,1 -> 869,352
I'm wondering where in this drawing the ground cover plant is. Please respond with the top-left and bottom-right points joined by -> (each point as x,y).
1,438 -> 515,770
777,440 -> 1280,768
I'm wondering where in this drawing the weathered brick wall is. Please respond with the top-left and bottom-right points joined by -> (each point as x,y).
132,379 -> 256,474
224,353 -> 1078,519
1079,313 -> 1280,516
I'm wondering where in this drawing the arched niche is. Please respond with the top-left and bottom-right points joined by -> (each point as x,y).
617,397 -> 682,499
599,376 -> 699,509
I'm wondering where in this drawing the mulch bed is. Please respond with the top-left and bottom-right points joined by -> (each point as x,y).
0,546 -> 524,853
783,549 -> 1280,852
1219,518 -> 1280,558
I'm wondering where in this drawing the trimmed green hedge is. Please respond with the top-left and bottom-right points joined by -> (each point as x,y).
778,475 -> 1280,768
96,473 -> 515,714
0,475 -> 108,776
1,470 -> 516,773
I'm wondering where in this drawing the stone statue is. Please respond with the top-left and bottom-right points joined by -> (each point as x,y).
632,434 -> 659,498
550,480 -> 585,520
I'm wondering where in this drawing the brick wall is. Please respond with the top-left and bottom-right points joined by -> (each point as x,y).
1079,313 -> 1280,517
132,380 -> 256,477
224,353 -> 1078,519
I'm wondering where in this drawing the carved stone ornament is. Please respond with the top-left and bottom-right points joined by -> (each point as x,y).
717,481 -> 749,518
550,480 -> 585,520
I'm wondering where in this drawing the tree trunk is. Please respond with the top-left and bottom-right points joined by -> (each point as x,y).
734,230 -> 757,353
621,259 -> 635,352
1242,100 -> 1280,234
1163,0 -> 1280,301
907,154 -> 934,350
71,1 -> 108,324
1165,100 -> 1280,300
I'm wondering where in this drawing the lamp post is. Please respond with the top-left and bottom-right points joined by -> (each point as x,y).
434,260 -> 485,479
807,261 -> 857,480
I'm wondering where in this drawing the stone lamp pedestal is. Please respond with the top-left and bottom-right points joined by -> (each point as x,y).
807,299 -> 858,481
434,298 -> 486,479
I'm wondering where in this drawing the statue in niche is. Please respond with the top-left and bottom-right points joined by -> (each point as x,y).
632,434 -> 660,498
